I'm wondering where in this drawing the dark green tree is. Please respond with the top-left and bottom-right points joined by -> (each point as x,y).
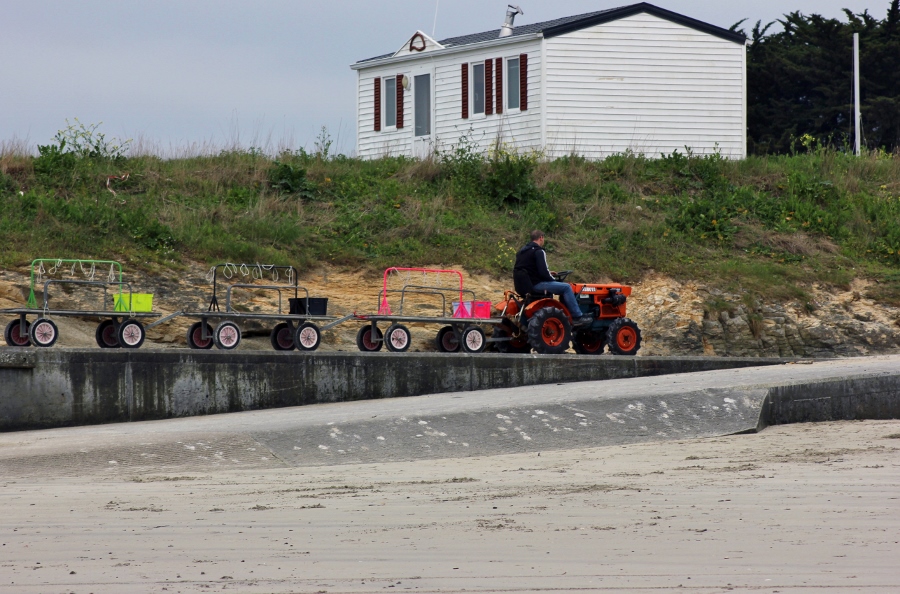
743,0 -> 899,154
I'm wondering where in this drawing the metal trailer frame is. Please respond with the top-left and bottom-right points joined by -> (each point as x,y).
2,279 -> 158,349
147,263 -> 339,351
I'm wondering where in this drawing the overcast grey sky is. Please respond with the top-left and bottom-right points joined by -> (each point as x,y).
1,0 -> 890,155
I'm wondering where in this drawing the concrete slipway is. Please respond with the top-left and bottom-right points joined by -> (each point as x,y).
1,352 -> 896,464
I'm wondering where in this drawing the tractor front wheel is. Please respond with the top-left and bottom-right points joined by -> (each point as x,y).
606,318 -> 642,356
527,307 -> 571,355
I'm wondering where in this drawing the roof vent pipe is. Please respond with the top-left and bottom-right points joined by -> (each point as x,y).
499,5 -> 523,38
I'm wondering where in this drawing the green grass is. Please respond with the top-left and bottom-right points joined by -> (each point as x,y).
0,141 -> 898,305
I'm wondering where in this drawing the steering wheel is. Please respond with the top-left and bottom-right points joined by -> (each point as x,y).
552,270 -> 573,282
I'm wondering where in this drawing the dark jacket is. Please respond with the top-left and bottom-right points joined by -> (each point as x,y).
513,241 -> 554,295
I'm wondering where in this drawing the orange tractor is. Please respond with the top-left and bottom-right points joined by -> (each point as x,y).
491,271 -> 642,356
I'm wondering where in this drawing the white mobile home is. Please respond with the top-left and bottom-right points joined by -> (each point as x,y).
351,2 -> 747,160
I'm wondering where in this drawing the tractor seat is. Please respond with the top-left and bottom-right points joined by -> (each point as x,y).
521,290 -> 551,307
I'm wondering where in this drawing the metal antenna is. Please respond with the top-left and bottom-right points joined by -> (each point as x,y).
432,0 -> 440,38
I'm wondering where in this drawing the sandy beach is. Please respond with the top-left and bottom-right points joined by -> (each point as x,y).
1,416 -> 898,593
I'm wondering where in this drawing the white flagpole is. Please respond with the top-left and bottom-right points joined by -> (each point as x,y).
854,33 -> 861,156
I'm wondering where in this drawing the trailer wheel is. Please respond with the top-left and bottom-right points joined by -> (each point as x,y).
573,330 -> 606,355
186,321 -> 214,349
29,318 -> 59,348
356,325 -> 383,352
295,322 -> 321,351
435,325 -> 459,353
214,321 -> 241,350
461,325 -> 487,353
95,319 -> 121,348
117,319 -> 145,349
527,307 -> 571,355
385,323 -> 412,352
4,319 -> 31,347
606,318 -> 642,356
269,322 -> 295,351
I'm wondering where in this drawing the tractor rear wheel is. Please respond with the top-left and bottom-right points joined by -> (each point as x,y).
606,318 -> 642,356
573,330 -> 606,355
492,321 -> 530,354
527,307 -> 571,355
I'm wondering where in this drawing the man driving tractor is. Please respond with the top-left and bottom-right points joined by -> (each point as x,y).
513,230 -> 594,328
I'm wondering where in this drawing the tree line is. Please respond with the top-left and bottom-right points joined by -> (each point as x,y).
740,0 -> 899,154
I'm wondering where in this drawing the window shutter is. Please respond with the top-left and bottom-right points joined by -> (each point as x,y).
374,77 -> 381,132
461,63 -> 469,119
519,54 -> 528,111
494,58 -> 503,115
396,74 -> 404,129
485,60 -> 494,116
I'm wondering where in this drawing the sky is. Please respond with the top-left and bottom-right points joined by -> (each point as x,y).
1,0 -> 890,156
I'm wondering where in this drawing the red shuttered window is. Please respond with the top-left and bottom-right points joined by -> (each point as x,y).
519,54 -> 528,111
485,60 -> 494,116
396,74 -> 404,129
374,77 -> 381,132
461,63 -> 469,119
494,58 -> 503,115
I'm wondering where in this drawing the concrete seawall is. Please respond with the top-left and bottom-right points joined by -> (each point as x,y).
0,348 -> 792,432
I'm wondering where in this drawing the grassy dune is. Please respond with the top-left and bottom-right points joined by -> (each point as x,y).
1,136 -> 898,306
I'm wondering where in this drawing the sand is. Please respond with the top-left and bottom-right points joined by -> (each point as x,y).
1,418 -> 898,593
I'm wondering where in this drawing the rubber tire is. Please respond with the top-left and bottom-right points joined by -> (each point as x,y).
269,322 -> 295,351
214,321 -> 241,350
95,319 -> 121,348
356,325 -> 383,352
491,322 -> 530,354
4,319 -> 31,347
606,317 -> 642,356
186,321 -> 214,350
29,318 -> 59,348
461,325 -> 487,354
117,319 -> 145,349
527,307 -> 571,355
385,323 -> 412,353
573,330 -> 606,355
294,322 -> 321,351
435,325 -> 460,353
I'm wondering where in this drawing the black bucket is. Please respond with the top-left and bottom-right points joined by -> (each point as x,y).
289,297 -> 328,316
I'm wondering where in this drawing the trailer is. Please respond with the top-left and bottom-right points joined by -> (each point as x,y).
1,258 -> 158,348
149,263 -> 338,351
333,267 -> 505,353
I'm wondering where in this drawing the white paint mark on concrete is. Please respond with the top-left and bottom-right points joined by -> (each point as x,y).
376,436 -> 385,441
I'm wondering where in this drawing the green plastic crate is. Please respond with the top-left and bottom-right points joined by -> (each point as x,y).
114,293 -> 153,312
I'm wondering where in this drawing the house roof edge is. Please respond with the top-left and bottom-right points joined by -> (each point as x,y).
542,3 -> 747,44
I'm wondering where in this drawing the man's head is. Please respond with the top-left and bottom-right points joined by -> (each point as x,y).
530,229 -> 545,246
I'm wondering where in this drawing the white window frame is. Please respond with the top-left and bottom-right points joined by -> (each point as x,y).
505,56 -> 521,113
471,62 -> 486,118
383,76 -> 397,130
